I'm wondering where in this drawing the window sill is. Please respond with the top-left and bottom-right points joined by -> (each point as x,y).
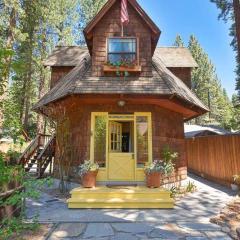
103,64 -> 142,73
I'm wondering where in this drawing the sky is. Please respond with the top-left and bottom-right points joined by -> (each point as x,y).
138,0 -> 237,98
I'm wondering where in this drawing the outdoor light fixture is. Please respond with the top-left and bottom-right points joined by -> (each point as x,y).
117,100 -> 126,107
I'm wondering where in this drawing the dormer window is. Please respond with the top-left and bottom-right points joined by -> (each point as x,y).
103,37 -> 141,74
108,37 -> 137,64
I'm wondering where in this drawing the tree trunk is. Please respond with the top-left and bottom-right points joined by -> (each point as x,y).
22,34 -> 34,135
37,29 -> 47,134
233,0 -> 240,57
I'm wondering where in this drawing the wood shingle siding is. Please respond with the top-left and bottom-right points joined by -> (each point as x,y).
167,67 -> 192,89
92,0 -> 152,77
53,101 -> 187,182
83,0 -> 160,57
51,66 -> 75,88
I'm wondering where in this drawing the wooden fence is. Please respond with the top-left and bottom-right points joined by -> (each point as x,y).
185,134 -> 240,186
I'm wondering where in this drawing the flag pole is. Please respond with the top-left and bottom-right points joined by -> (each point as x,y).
121,24 -> 124,37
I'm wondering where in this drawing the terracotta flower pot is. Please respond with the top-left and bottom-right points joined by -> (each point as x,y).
146,172 -> 162,188
82,170 -> 98,188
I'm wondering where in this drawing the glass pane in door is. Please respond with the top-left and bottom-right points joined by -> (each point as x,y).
136,116 -> 148,167
109,122 -> 122,152
94,116 -> 107,167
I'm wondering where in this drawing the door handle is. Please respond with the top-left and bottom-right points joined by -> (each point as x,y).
132,153 -> 134,159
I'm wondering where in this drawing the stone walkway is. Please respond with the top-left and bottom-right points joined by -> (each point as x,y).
26,174 -> 237,239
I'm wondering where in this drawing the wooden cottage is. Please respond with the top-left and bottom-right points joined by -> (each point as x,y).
33,0 -> 208,208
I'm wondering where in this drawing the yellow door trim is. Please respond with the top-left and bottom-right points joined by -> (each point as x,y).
90,112 -> 152,182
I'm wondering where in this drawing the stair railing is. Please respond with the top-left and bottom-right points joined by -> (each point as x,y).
18,134 -> 52,167
18,135 -> 40,166
37,135 -> 56,177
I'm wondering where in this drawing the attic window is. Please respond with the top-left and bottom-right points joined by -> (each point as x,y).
107,38 -> 137,65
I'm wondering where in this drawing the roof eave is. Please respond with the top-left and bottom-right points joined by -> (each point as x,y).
33,92 -> 209,121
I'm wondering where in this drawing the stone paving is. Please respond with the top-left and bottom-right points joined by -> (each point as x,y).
46,222 -> 232,240
26,174 -> 237,239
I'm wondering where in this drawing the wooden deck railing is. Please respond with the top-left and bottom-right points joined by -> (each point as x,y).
186,134 -> 240,186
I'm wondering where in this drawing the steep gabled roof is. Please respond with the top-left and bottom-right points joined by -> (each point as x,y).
33,54 -> 208,118
83,0 -> 161,56
43,46 -> 197,68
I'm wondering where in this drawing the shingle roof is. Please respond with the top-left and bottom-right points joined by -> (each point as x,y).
184,124 -> 231,138
43,46 -> 197,68
43,46 -> 88,66
33,53 -> 208,115
152,55 -> 206,110
155,47 -> 198,68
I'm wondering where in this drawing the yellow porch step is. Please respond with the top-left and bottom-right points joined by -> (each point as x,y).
70,188 -> 171,199
67,186 -> 174,209
67,198 -> 174,209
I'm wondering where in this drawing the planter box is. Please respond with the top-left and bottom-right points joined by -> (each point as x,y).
103,64 -> 142,73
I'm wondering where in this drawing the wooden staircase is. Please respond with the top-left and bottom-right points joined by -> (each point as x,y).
67,186 -> 174,209
18,134 -> 56,178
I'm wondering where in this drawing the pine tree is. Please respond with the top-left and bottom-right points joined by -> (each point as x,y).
0,0 -> 23,129
80,0 -> 107,25
77,0 -> 107,45
210,0 -> 240,97
2,0 -> 109,138
173,34 -> 184,47
187,35 -> 233,128
230,94 -> 240,129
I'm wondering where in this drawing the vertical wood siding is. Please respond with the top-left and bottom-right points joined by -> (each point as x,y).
186,135 -> 240,186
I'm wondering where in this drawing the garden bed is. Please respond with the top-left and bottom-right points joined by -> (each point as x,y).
210,197 -> 240,239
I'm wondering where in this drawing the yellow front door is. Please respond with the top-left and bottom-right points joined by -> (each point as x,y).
108,121 -> 135,180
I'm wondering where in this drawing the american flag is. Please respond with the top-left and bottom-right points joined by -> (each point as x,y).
121,0 -> 129,25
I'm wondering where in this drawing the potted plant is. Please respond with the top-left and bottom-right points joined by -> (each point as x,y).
161,146 -> 178,176
75,160 -> 99,188
144,147 -> 178,188
231,174 -> 240,191
144,160 -> 163,188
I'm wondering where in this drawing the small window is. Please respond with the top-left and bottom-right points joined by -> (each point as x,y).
108,38 -> 137,64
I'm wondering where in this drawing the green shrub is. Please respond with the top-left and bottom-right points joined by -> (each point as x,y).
0,153 -> 53,240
